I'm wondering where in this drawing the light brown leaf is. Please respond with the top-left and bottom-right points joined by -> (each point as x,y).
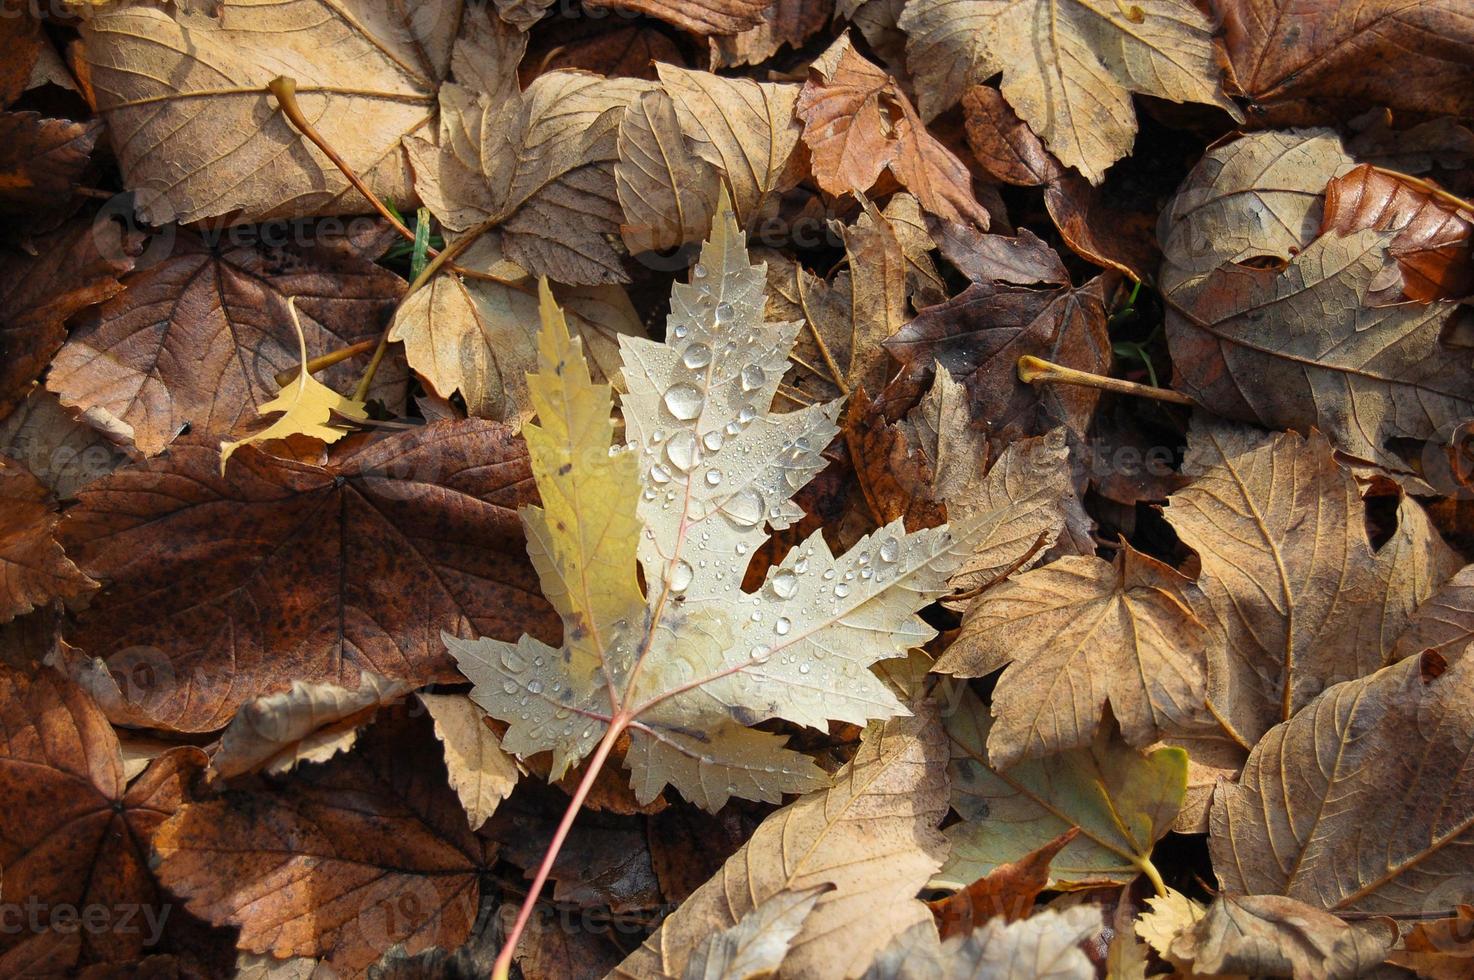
937,542 -> 1213,765
960,85 -> 1063,187
1388,905 -> 1474,980
419,692 -> 519,831
611,706 -> 950,980
0,386 -> 130,500
683,885 -> 829,980
1393,564 -> 1474,663
57,421 -> 557,732
710,0 -> 832,68
900,0 -> 1238,181
584,0 -> 770,35
861,906 -> 1104,980
616,89 -> 721,255
1167,419 -> 1459,747
0,456 -> 95,623
1166,895 -> 1396,980
1211,649 -> 1474,917
47,227 -> 405,457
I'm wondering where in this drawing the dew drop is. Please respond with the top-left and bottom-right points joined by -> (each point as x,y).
734,542 -> 747,555
705,469 -> 723,487
501,680 -> 518,695
702,430 -> 724,452
794,555 -> 810,574
736,405 -> 757,425
693,263 -> 707,279
775,617 -> 791,636
834,582 -> 851,598
822,569 -> 835,581
666,430 -> 700,471
500,646 -> 530,671
527,679 -> 544,695
664,383 -> 703,420
649,462 -> 672,485
649,429 -> 665,445
879,536 -> 900,563
682,343 -> 712,370
642,488 -> 656,501
668,559 -> 693,592
716,301 -> 734,322
726,488 -> 764,527
769,568 -> 798,599
673,324 -> 688,340
740,364 -> 766,392
749,644 -> 771,661
857,552 -> 870,566
798,663 -> 810,675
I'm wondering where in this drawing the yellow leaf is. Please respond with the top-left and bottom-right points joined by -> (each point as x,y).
218,298 -> 367,473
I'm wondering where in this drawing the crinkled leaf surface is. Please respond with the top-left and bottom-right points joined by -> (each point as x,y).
448,199 -> 981,814
861,906 -> 1104,980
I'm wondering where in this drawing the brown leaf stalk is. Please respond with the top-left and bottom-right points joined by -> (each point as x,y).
1017,355 -> 1195,405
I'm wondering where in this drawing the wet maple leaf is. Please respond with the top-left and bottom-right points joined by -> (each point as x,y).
447,196 -> 983,811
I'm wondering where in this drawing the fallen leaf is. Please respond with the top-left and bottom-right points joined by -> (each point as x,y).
447,201 -> 985,810
0,111 -> 99,222
0,386 -> 130,500
1393,563 -> 1474,663
655,64 -> 801,228
154,710 -> 489,977
80,0 -> 462,224
711,0 -> 832,68
0,216 -> 135,418
419,692 -> 520,830
1134,887 -> 1205,962
861,906 -> 1104,980
928,828 -> 1079,936
512,910 -> 626,980
0,664 -> 206,972
683,885 -> 829,980
1211,649 -> 1474,916
583,0 -> 770,35
960,85 -> 1063,187
1166,894 -> 1396,980
1212,0 -> 1474,126
58,420 -> 557,732
47,226 -> 404,458
1388,905 -> 1474,980
649,806 -> 761,906
527,25 -> 685,81
612,706 -> 950,980
0,9 -> 42,108
1320,162 -> 1474,303
937,542 -> 1213,765
1166,419 -> 1459,747
211,672 -> 411,780
0,456 -> 95,623
941,687 -> 1184,890
616,89 -> 721,255
932,224 -> 1068,287
899,0 -> 1238,181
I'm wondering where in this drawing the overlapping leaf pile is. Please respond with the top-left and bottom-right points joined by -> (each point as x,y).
4,0 -> 1474,977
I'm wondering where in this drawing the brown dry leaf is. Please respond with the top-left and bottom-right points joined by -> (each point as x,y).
1212,649 -> 1474,917
0,9 -> 42,108
798,35 -> 990,228
512,910 -> 626,980
1320,162 -> 1474,304
899,0 -> 1238,181
1212,0 -> 1474,127
684,885 -> 829,980
584,0 -> 769,35
1388,905 -> 1474,980
47,227 -> 405,458
0,216 -> 135,418
937,542 -> 1213,766
883,269 -> 1110,447
406,61 -> 652,286
79,0 -> 462,225
1044,169 -> 1162,282
1161,131 -> 1474,472
711,0 -> 832,68
0,386 -> 130,500
57,421 -> 557,732
389,257 -> 643,422
611,706 -> 949,980
0,111 -> 99,221
861,906 -> 1104,980
0,456 -> 95,623
1166,895 -> 1395,980
211,672 -> 411,780
1167,419 -> 1460,748
616,89 -> 721,255
655,63 -> 801,228
960,85 -> 1063,187
526,25 -> 685,82
0,665 -> 206,972
154,711 -> 489,977
1393,564 -> 1474,663
419,692 -> 520,830
928,828 -> 1079,937
933,224 -> 1068,287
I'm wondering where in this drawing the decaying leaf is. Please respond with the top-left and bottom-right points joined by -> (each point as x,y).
446,199 -> 984,811
0,456 -> 95,623
59,421 -> 557,732
0,112 -> 100,221
80,0 -> 462,224
1166,894 -> 1396,980
1393,563 -> 1474,663
682,885 -> 829,980
0,665 -> 205,972
928,828 -> 1079,936
941,687 -> 1184,891
48,227 -> 404,458
419,692 -> 520,830
612,706 -> 949,980
0,386 -> 130,500
938,542 -> 1213,765
154,711 -> 489,977
583,0 -> 770,35
861,906 -> 1104,980
899,0 -> 1239,181
1212,649 -> 1474,917
711,0 -> 832,68
1388,905 -> 1474,980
